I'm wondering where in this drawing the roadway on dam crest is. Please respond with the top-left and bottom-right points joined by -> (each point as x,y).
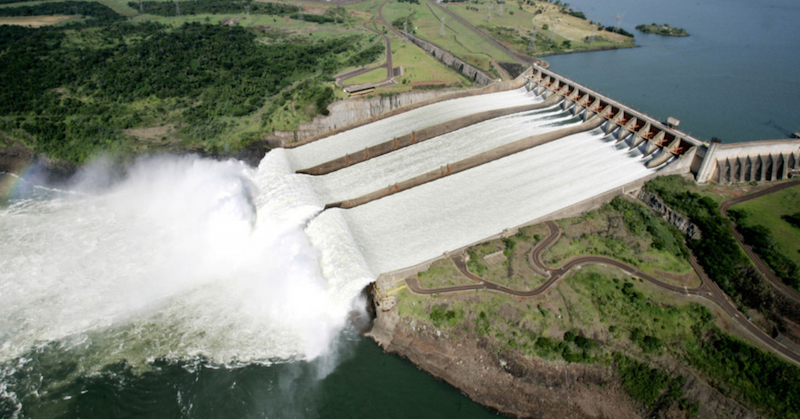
405,221 -> 800,366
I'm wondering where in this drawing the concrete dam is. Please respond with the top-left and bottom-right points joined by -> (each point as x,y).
276,65 -> 795,287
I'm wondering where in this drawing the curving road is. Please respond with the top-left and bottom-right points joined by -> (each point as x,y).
336,18 -> 395,87
405,220 -> 800,365
719,180 -> 800,303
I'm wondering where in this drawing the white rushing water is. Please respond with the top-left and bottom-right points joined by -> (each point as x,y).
0,87 -> 660,379
329,130 -> 656,274
309,105 -> 580,204
285,87 -> 541,170
0,154 -> 374,368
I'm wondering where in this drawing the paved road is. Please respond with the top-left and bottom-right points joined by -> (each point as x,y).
336,18 -> 395,87
718,180 -> 800,303
405,220 -> 800,365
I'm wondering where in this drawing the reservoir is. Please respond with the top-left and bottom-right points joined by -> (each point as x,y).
1,0 -> 799,418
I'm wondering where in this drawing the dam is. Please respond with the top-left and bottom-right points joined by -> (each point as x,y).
274,65 -> 715,286
269,63 -> 800,310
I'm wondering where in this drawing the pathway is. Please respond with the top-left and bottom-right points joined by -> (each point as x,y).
405,220 -> 800,365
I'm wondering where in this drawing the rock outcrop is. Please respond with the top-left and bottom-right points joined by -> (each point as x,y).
638,189 -> 702,240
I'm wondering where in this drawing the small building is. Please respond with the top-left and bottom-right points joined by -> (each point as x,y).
666,117 -> 680,128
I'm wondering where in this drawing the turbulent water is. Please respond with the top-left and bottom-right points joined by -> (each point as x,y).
0,88 -> 662,417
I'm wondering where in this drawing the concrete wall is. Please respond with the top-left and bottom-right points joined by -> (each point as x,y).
695,139 -> 800,184
326,116 -> 603,209
403,33 -> 495,86
298,94 -> 560,175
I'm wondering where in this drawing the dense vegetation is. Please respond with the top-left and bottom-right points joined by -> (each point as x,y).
636,23 -> 689,36
729,208 -> 800,289
0,1 -> 123,24
609,196 -> 689,260
645,176 -> 800,333
785,211 -> 800,229
644,177 -> 749,294
0,4 -> 371,162
131,0 -> 299,17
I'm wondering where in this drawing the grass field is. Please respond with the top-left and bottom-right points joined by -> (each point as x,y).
442,0 -> 631,55
381,0 -> 514,72
732,185 -> 800,265
0,14 -> 74,26
342,67 -> 387,85
374,27 -> 472,93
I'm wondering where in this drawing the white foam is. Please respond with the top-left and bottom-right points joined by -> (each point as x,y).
0,154 -> 374,367
336,130 -> 656,274
308,105 -> 579,204
284,87 -> 540,170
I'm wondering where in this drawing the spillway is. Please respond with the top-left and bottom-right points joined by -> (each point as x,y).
312,129 -> 656,275
308,105 -> 579,204
284,87 -> 541,170
0,76 -> 688,413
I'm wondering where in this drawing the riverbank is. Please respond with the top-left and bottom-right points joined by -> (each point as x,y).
364,190 -> 800,418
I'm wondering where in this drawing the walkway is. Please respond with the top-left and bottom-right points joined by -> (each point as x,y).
405,220 -> 800,365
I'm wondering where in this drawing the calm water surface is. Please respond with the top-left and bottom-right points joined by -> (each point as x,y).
546,0 -> 800,143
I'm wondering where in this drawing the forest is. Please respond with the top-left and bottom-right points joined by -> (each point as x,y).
0,2 -> 371,162
131,0 -> 299,17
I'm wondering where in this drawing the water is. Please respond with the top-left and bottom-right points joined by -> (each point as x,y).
545,0 -> 800,143
336,129 -> 654,274
286,87 -> 541,170
3,1 -> 798,417
309,105 -> 579,204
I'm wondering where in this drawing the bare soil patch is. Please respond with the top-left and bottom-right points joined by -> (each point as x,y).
0,15 -> 74,27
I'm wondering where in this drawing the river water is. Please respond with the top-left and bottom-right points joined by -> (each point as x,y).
1,1 -> 798,418
545,0 -> 800,143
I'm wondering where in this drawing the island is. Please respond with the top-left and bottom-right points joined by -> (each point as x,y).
636,23 -> 690,36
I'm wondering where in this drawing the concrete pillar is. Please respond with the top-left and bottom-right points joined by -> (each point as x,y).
643,140 -> 659,157
771,153 -> 779,180
738,156 -> 746,183
750,155 -> 760,181
780,153 -> 789,179
760,154 -> 769,181
724,158 -> 733,184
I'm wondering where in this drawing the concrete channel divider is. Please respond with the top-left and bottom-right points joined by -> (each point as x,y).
325,115 -> 605,209
297,95 -> 562,176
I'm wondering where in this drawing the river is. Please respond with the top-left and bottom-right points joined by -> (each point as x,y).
1,0 -> 798,418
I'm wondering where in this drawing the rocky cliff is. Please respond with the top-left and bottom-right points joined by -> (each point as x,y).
638,189 -> 702,240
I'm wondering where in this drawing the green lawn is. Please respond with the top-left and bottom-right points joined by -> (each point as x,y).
732,185 -> 800,265
381,0 -> 514,72
443,0 -> 632,55
343,67 -> 387,85
373,26 -> 473,93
